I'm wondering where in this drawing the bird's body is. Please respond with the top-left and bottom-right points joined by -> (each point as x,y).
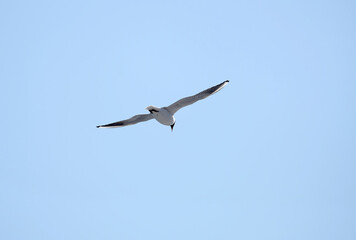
146,106 -> 175,126
97,80 -> 229,131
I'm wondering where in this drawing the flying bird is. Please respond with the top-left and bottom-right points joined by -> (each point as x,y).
97,80 -> 229,131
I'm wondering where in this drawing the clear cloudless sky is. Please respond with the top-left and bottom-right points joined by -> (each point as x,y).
1,0 -> 355,239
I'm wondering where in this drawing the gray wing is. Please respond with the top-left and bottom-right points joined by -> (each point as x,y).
97,114 -> 154,128
165,80 -> 229,114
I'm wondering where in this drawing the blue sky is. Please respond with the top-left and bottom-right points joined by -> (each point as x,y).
1,0 -> 355,239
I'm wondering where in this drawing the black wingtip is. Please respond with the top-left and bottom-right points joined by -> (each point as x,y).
225,80 -> 230,83
96,126 -> 100,128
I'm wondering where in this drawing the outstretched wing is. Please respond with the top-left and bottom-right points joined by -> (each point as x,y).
97,114 -> 154,128
164,80 -> 229,115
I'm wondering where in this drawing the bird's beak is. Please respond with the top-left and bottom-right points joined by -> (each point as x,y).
170,123 -> 175,132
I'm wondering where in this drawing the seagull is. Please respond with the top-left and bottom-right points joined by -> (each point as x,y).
97,80 -> 229,131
